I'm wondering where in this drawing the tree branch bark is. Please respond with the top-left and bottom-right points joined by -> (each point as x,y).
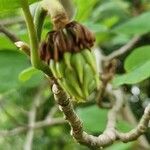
52,83 -> 150,148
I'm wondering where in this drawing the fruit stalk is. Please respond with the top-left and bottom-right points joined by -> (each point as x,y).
21,0 -> 52,76
43,0 -> 69,29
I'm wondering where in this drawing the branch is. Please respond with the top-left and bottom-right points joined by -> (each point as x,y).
0,25 -> 20,42
116,104 -> 150,142
122,102 -> 150,148
52,84 -> 122,148
103,36 -> 140,62
52,84 -> 150,148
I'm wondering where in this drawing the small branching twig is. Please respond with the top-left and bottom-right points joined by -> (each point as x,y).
23,91 -> 42,150
116,104 -> 150,142
103,36 -> 140,62
45,105 -> 58,119
0,25 -> 31,56
0,104 -> 24,126
0,17 -> 24,26
122,103 -> 150,148
15,41 -> 30,56
96,59 -> 117,108
95,35 -> 140,108
0,25 -> 20,42
0,118 -> 66,137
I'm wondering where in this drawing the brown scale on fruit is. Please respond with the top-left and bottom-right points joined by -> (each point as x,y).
39,21 -> 95,63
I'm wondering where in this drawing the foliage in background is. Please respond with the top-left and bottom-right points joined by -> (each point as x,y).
0,0 -> 150,149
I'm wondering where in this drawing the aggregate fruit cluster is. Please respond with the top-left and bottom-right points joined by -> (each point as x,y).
40,21 -> 100,102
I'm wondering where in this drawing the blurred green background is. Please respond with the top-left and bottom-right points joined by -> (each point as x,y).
0,0 -> 150,149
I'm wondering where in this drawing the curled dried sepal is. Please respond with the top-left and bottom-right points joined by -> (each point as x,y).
39,21 -> 95,62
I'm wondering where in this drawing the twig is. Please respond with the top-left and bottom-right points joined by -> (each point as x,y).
0,118 -> 66,137
52,83 -> 150,148
0,25 -> 30,55
95,35 -> 140,107
0,17 -> 24,26
0,97 -> 25,126
105,86 -> 124,130
15,41 -> 30,56
96,59 -> 117,108
0,103 -> 24,126
0,89 -> 66,138
23,91 -> 42,150
103,36 -> 140,62
122,103 -> 150,149
0,25 -> 20,42
45,105 -> 58,119
116,104 -> 150,142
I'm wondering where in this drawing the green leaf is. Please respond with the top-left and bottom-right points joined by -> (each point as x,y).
92,1 -> 129,22
75,0 -> 98,21
102,16 -> 120,28
0,50 -> 28,92
76,105 -> 132,133
112,46 -> 150,87
0,32 -> 29,50
0,0 -> 39,12
125,46 -> 150,72
0,36 -> 16,50
83,22 -> 108,33
112,61 -> 150,87
19,67 -> 41,82
113,11 -> 150,35
76,106 -> 107,133
117,120 -> 133,132
105,142 -> 134,150
0,50 -> 43,93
